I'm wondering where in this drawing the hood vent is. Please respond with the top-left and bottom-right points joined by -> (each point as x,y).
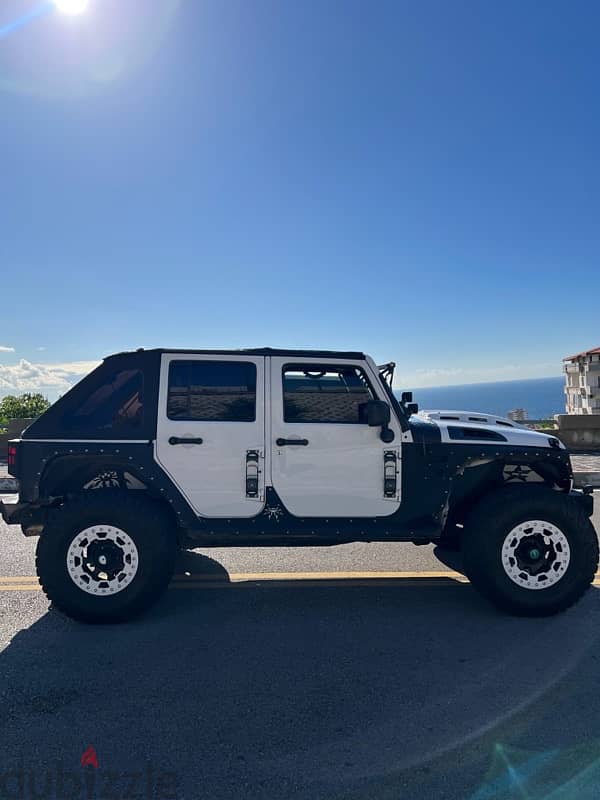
420,410 -> 520,428
448,426 -> 508,442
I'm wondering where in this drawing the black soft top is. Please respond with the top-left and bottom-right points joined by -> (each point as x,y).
23,351 -> 160,441
23,348 -> 369,441
106,347 -> 367,360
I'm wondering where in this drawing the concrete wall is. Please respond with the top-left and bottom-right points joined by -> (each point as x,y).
0,418 -> 34,455
555,414 -> 600,450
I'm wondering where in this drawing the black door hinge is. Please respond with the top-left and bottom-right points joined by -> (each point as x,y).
246,450 -> 260,498
384,450 -> 398,498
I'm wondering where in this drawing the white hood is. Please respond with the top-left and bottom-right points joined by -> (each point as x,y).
418,409 -> 565,450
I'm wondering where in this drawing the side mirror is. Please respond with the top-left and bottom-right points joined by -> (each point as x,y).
406,402 -> 419,416
401,391 -> 413,403
364,400 -> 395,443
365,399 -> 390,428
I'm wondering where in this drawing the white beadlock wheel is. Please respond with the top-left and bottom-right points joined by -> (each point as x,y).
462,486 -> 598,616
66,525 -> 139,596
501,520 -> 571,590
37,492 -> 177,623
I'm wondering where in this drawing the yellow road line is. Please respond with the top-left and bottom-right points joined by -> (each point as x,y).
0,585 -> 42,591
175,574 -> 600,587
182,570 -> 470,582
172,579 -> 466,589
0,570 -> 469,586
2,570 -> 600,582
1,571 -> 600,592
0,570 -> 466,582
3,582 -> 600,591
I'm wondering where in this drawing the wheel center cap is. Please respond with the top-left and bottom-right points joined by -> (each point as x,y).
529,548 -> 541,560
67,525 -> 140,597
85,539 -> 125,579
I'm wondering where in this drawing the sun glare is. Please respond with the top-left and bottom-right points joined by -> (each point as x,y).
54,0 -> 89,15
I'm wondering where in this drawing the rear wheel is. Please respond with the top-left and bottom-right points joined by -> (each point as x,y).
36,491 -> 177,623
462,486 -> 598,616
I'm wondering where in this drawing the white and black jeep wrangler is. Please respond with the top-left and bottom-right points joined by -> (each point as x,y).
1,348 -> 597,623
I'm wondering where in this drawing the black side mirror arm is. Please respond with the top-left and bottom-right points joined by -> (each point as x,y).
380,424 -> 395,443
363,399 -> 395,442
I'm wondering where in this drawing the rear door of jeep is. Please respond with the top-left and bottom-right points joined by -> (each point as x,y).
155,354 -> 266,517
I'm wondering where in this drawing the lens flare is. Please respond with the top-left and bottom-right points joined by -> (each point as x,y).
1,0 -> 182,97
54,0 -> 89,15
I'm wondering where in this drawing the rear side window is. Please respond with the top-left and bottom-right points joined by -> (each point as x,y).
66,369 -> 144,433
167,361 -> 256,422
282,364 -> 374,423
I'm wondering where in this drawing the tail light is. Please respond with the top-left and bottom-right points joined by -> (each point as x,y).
7,444 -> 17,473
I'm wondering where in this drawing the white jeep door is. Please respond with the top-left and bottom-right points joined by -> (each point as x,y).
155,354 -> 265,517
269,357 -> 402,517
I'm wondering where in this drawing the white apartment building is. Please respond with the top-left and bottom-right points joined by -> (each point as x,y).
563,346 -> 600,414
507,408 -> 528,422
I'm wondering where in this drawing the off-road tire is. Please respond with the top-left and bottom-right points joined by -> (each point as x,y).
462,486 -> 598,616
36,491 -> 177,623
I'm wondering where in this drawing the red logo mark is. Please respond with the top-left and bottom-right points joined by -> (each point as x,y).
81,746 -> 98,769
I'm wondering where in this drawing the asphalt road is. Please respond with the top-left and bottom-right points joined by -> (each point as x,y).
1,494 -> 600,800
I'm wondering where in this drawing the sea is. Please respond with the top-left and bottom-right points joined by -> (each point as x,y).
402,376 -> 565,420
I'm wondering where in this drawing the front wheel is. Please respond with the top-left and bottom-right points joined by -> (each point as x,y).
462,486 -> 598,616
36,492 -> 177,623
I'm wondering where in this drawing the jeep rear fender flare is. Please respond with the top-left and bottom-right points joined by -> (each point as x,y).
33,447 -> 199,530
39,454 -> 149,498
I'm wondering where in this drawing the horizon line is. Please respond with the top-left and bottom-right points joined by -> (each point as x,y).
405,373 -> 563,391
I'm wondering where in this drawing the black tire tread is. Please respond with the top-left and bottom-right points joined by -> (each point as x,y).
36,491 -> 177,623
462,485 -> 598,616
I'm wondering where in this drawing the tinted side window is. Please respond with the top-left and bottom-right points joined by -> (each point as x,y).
167,361 -> 256,422
66,369 -> 144,433
282,365 -> 374,423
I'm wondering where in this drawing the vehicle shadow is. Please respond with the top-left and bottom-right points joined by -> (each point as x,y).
175,548 -> 232,580
1,555 -> 600,800
432,543 -> 465,572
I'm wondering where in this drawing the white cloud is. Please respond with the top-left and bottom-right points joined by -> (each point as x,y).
0,359 -> 99,394
0,345 -> 15,353
414,367 -> 465,380
36,347 -> 46,352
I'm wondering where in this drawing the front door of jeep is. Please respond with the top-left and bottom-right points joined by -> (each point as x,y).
269,357 -> 402,517
155,354 -> 265,517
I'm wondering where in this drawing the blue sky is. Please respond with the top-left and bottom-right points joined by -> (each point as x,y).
1,0 -> 599,399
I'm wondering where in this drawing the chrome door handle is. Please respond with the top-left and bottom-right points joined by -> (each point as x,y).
168,436 -> 203,445
276,438 -> 309,446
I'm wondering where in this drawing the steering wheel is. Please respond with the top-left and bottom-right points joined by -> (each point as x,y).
303,370 -> 326,379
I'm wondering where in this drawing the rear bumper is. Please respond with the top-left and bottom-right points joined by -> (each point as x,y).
0,499 -> 26,525
0,476 -> 18,492
0,499 -> 48,533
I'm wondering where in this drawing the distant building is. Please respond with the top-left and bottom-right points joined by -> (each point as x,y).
507,408 -> 528,422
563,346 -> 600,414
